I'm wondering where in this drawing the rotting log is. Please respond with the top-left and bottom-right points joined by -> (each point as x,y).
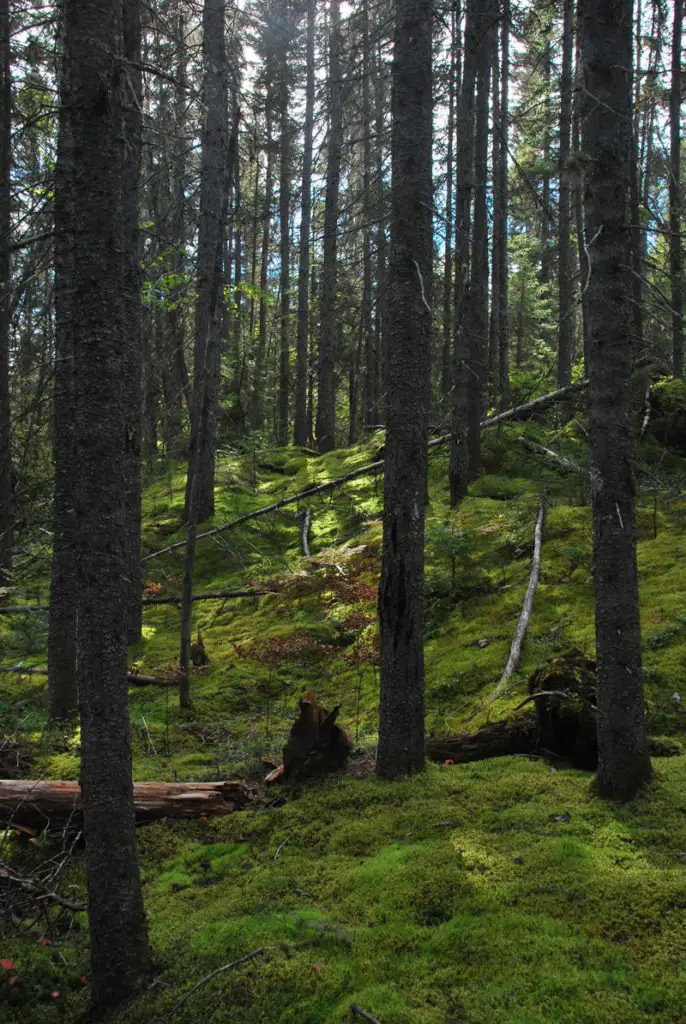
0,779 -> 254,828
426,713 -> 539,765
144,381 -> 589,563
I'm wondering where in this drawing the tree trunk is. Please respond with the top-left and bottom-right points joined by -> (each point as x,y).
122,0 -> 143,643
670,0 -> 683,378
277,79 -> 291,444
465,1 -> 493,479
540,30 -> 552,286
67,0 -> 151,1010
316,0 -> 343,453
376,0 -> 433,780
362,0 -> 377,426
185,0 -> 229,522
449,0 -> 478,506
581,0 -> 652,800
496,0 -> 510,407
573,0 -> 591,372
293,0 -> 315,446
0,0 -> 11,584
441,3 -> 458,399
557,0 -> 575,387
252,108 -> 273,432
48,20 -> 78,722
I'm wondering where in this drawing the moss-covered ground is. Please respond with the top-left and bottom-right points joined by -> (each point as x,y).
1,410 -> 686,1022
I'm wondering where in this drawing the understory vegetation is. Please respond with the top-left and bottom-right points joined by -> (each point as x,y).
2,403 -> 686,1022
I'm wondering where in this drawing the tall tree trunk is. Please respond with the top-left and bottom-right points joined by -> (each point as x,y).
489,14 -> 501,395
441,2 -> 458,399
557,0 -> 575,387
48,20 -> 78,721
376,0 -> 433,780
122,0 -> 143,643
374,40 -> 388,423
465,2 -> 493,479
540,28 -> 552,287
573,0 -> 591,372
67,0 -> 151,1009
449,0 -> 478,506
0,0 -> 11,583
670,0 -> 683,377
294,0 -> 315,446
185,0 -> 229,522
316,0 -> 343,453
628,0 -> 644,357
581,0 -> 652,801
362,0 -> 376,426
277,82 -> 291,444
252,109 -> 273,432
496,0 -> 510,406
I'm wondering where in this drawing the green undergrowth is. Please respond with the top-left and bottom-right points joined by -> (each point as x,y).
2,414 -> 686,1021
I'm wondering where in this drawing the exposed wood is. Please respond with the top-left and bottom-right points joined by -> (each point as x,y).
300,506 -> 312,558
0,779 -> 254,828
488,502 -> 545,704
518,437 -> 584,475
145,382 -> 588,563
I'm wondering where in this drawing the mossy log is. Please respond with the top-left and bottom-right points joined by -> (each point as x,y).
0,779 -> 254,828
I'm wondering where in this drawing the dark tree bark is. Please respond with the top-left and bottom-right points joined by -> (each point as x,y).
540,28 -> 552,287
362,0 -> 377,427
0,0 -> 11,583
122,0 -> 143,643
294,0 -> 315,446
670,0 -> 683,378
277,75 -> 291,445
449,0 -> 478,505
557,0 -> 575,387
316,0 -> 343,453
48,20 -> 78,722
374,40 -> 388,422
185,0 -> 229,522
581,0 -> 652,800
376,0 -> 433,780
252,105 -> 273,431
66,0 -> 151,1010
496,0 -> 510,406
464,1 -> 493,478
441,1 -> 458,399
628,0 -> 644,358
573,0 -> 591,372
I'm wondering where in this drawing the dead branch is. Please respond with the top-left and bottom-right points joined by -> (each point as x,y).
0,857 -> 86,913
0,664 -> 177,687
518,437 -> 584,474
351,1004 -> 382,1023
0,587 -> 275,616
488,502 -> 545,705
300,507 -> 312,557
170,948 -> 267,1015
144,381 -> 588,563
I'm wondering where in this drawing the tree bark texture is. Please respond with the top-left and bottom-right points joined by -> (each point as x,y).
376,0 -> 433,779
581,0 -> 652,800
670,0 -> 683,377
185,0 -> 229,522
316,0 -> 343,453
48,21 -> 78,721
66,0 -> 151,1011
0,0 -> 11,584
557,0 -> 575,387
294,0 -> 315,446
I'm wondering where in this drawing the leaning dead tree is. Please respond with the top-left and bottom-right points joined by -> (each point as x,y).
487,501 -> 545,705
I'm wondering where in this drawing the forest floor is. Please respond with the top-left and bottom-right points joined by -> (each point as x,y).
1,399 -> 686,1022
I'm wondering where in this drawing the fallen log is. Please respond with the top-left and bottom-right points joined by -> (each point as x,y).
0,664 -> 177,687
144,381 -> 589,563
0,779 -> 254,828
426,714 -> 539,765
518,437 -> 585,475
0,587 -> 275,616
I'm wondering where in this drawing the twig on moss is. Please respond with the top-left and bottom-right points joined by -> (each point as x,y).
169,947 -> 267,1015
351,1005 -> 382,1024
